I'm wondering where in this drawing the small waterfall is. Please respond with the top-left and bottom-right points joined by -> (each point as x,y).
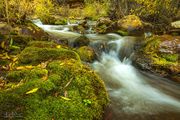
92,35 -> 180,119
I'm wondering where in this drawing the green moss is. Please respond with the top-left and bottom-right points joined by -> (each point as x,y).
11,35 -> 33,48
116,30 -> 129,36
142,36 -> 179,65
161,54 -> 178,62
54,19 -> 67,25
0,59 -> 11,66
18,47 -> 80,65
0,59 -> 108,120
143,37 -> 161,55
7,68 -> 48,82
76,46 -> 96,62
28,41 -> 57,48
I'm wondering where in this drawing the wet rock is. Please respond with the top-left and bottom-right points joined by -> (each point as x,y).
117,15 -> 144,36
169,21 -> 180,35
171,21 -> 180,29
76,46 -> 96,62
71,25 -> 86,34
95,17 -> 114,34
73,35 -> 90,47
89,41 -> 108,58
96,17 -> 112,27
55,38 -> 69,46
133,35 -> 180,82
159,35 -> 180,54
71,20 -> 89,34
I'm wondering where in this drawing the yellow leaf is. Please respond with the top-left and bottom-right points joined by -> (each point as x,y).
1,41 -> 5,49
56,45 -> 61,49
12,57 -> 18,62
41,75 -> 48,81
26,88 -> 39,94
60,96 -> 71,101
25,65 -> 34,69
59,63 -> 65,66
1,53 -> 10,59
9,63 -> 15,70
16,66 -> 26,70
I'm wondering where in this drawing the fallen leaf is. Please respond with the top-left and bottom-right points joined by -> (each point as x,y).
41,75 -> 48,81
56,45 -> 61,49
16,66 -> 26,70
1,41 -> 5,49
60,96 -> 71,101
1,53 -> 10,59
12,57 -> 18,62
25,65 -> 34,69
26,88 -> 39,94
59,63 -> 65,66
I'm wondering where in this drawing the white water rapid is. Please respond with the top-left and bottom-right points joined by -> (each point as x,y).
93,36 -> 180,110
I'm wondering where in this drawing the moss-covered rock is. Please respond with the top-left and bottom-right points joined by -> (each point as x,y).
76,46 -> 96,62
0,59 -> 108,120
18,47 -> 80,65
133,35 -> 180,82
28,41 -> 57,48
117,15 -> 144,36
0,26 -> 108,120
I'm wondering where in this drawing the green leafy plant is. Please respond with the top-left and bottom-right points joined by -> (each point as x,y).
83,99 -> 92,106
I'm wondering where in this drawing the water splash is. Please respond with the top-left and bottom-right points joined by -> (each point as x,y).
93,37 -> 180,114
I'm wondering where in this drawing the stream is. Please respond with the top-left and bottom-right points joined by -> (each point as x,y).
33,20 -> 180,120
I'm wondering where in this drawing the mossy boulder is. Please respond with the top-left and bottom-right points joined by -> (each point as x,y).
117,15 -> 144,36
76,46 -> 96,62
133,35 -> 180,82
18,47 -> 80,65
28,41 -> 57,48
0,43 -> 108,120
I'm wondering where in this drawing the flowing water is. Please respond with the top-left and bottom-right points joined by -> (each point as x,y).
33,20 -> 180,120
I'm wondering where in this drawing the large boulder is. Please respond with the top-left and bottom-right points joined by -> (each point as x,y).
133,35 -> 180,82
0,41 -> 109,120
117,15 -> 144,36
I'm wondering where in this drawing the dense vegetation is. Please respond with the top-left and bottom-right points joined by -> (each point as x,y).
0,0 -> 179,26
